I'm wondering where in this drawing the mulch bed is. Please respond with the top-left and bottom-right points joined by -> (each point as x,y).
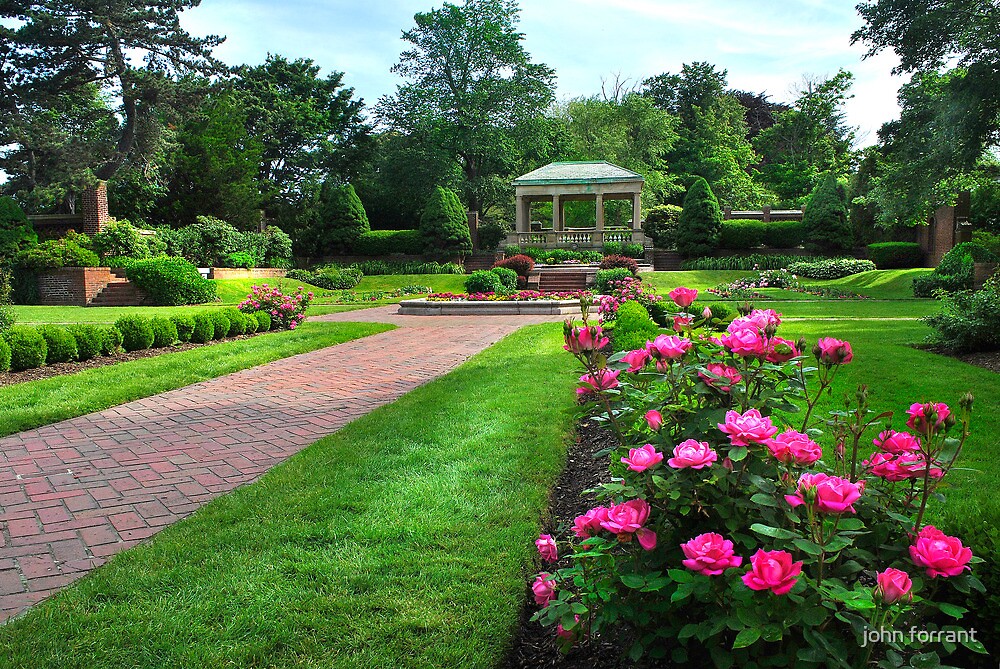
501,421 -> 643,669
0,332 -> 267,389
955,349 -> 1000,374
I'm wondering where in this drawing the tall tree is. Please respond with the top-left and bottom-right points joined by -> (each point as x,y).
0,0 -> 224,207
378,0 -> 557,216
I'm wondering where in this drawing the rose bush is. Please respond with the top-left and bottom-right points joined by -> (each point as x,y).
238,284 -> 313,330
529,295 -> 986,667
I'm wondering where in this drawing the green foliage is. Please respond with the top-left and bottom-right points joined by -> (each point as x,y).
622,242 -> 645,259
611,300 -> 659,352
114,315 -> 154,352
786,258 -> 876,279
676,177 -> 723,257
477,222 -> 507,251
913,242 -> 1000,297
682,254 -> 827,270
38,325 -> 77,364
170,315 -> 196,343
420,187 -> 472,257
3,326 -> 46,371
352,229 -> 424,256
762,220 -> 806,248
101,326 -> 123,356
595,267 -> 634,294
493,254 -> 534,277
0,196 -> 37,259
286,266 -> 363,290
184,217 -> 241,266
221,308 -> 247,337
599,254 -> 639,274
244,313 -> 259,335
464,270 -> 503,295
252,310 -> 272,332
803,172 -> 853,252
719,219 -> 806,250
0,337 -> 9,372
0,269 -> 15,333
149,317 -> 178,348
209,311 -> 231,340
971,229 -> 1000,256
347,259 -> 463,275
191,313 -> 214,344
514,248 -> 602,264
867,242 -> 924,269
302,182 -> 370,255
225,252 -> 256,269
261,226 -> 293,268
490,267 -> 518,292
642,204 -> 683,250
602,241 -> 622,256
91,219 -> 149,260
13,235 -> 99,271
155,220 -> 292,268
924,276 -> 1000,352
124,257 -> 216,306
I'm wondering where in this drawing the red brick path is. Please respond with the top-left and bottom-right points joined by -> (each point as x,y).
0,307 -> 566,622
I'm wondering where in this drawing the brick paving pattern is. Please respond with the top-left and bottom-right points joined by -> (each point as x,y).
0,307 -> 565,622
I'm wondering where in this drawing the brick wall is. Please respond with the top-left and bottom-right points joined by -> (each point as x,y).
37,268 -> 114,306
80,182 -> 110,235
208,268 -> 289,280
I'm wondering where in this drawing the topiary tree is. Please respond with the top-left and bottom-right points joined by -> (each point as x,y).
803,172 -> 853,253
676,177 -> 722,258
0,196 -> 37,259
420,186 -> 472,258
641,204 -> 683,249
300,181 -> 370,255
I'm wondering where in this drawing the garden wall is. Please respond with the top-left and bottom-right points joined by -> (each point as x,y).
208,268 -> 288,280
37,267 -> 115,306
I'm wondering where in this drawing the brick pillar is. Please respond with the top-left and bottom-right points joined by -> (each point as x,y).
80,182 -> 110,235
467,211 -> 479,250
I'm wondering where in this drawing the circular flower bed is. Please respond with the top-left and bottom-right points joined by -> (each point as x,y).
426,290 -> 591,302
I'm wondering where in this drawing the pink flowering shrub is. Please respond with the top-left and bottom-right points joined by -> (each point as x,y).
597,277 -> 661,320
238,284 -> 313,330
531,298 -> 985,666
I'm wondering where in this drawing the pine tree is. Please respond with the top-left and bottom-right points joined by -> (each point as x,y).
419,187 -> 472,257
804,172 -> 853,253
304,182 -> 370,255
676,177 -> 722,257
0,197 -> 37,260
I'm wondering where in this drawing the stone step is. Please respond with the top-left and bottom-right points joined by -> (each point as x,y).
89,280 -> 147,307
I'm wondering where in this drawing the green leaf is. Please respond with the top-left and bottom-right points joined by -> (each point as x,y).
908,651 -> 941,668
750,492 -> 778,508
620,573 -> 645,589
667,569 -> 693,583
837,518 -> 865,531
750,523 -> 798,539
732,627 -> 761,649
729,446 -> 749,462
801,606 -> 829,626
793,538 -> 824,556
936,602 -> 966,619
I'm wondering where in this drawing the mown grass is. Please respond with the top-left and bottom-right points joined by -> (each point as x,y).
0,323 -> 578,669
0,321 -> 392,438
800,268 -> 932,300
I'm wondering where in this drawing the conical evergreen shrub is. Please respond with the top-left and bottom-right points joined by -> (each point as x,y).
676,177 -> 722,258
420,186 -> 472,257
803,173 -> 853,253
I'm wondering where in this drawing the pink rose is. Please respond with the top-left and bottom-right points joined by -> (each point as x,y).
622,348 -> 651,373
909,529 -> 973,578
669,286 -> 698,308
742,549 -> 802,595
865,451 -> 943,482
556,615 -> 581,641
720,328 -> 768,358
645,409 -> 663,431
765,429 -> 822,466
814,337 -> 853,365
906,402 -> 951,433
576,369 -> 620,395
564,323 -> 610,354
600,499 -> 657,550
702,305 -> 713,319
536,534 -> 558,563
647,334 -> 692,363
873,430 -> 921,454
717,408 -> 778,447
680,532 -> 743,576
698,363 -> 742,392
766,337 -> 799,363
532,572 -> 557,606
728,309 -> 780,333
622,444 -> 664,472
875,567 -> 913,604
784,472 -> 863,514
673,314 -> 693,332
667,440 -> 718,470
572,506 -> 609,539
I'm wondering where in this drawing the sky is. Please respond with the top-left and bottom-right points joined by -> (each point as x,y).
179,0 -> 906,147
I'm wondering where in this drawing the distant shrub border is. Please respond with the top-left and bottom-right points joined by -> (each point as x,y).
426,290 -> 590,302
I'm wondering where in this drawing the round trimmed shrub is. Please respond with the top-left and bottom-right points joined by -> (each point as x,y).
191,313 -> 214,344
4,326 -> 47,371
611,301 -> 659,352
114,315 -> 155,352
490,266 -> 518,292
170,314 -> 196,343
150,317 -> 178,348
599,254 -> 639,275
222,307 -> 247,336
68,325 -> 103,361
38,325 -> 78,364
252,310 -> 272,332
244,313 -> 259,334
493,254 -> 535,277
209,311 -> 230,340
595,267 -> 634,294
0,337 -> 10,372
464,269 -> 502,295
101,326 -> 123,356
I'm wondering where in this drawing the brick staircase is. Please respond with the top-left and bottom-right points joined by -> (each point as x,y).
536,271 -> 588,292
89,270 -> 147,307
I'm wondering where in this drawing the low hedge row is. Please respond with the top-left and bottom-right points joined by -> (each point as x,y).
121,257 -> 217,305
681,254 -> 829,271
867,242 -> 924,269
352,230 -> 425,256
286,266 -> 363,290
718,219 -> 805,250
0,309 -> 276,373
786,258 -> 876,279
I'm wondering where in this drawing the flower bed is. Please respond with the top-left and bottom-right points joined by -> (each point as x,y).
427,290 -> 591,302
525,289 -> 987,666
711,269 -> 869,301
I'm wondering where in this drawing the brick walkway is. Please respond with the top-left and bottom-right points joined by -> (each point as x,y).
0,307 -> 566,622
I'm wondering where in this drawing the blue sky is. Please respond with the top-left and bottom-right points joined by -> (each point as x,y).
186,0 -> 904,146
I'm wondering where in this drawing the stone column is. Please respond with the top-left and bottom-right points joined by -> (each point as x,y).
515,195 -> 527,233
552,194 -> 561,231
595,193 -> 605,232
632,192 -> 642,230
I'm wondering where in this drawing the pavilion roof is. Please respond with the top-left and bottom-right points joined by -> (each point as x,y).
513,161 -> 644,186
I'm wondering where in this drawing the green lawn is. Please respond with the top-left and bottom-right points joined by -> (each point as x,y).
0,324 -> 577,669
643,270 -> 751,293
0,321 -> 392,438
800,268 -> 932,300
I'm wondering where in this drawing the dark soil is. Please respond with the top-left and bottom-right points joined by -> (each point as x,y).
501,421 -> 635,669
0,332 -> 266,388
955,349 -> 1000,374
